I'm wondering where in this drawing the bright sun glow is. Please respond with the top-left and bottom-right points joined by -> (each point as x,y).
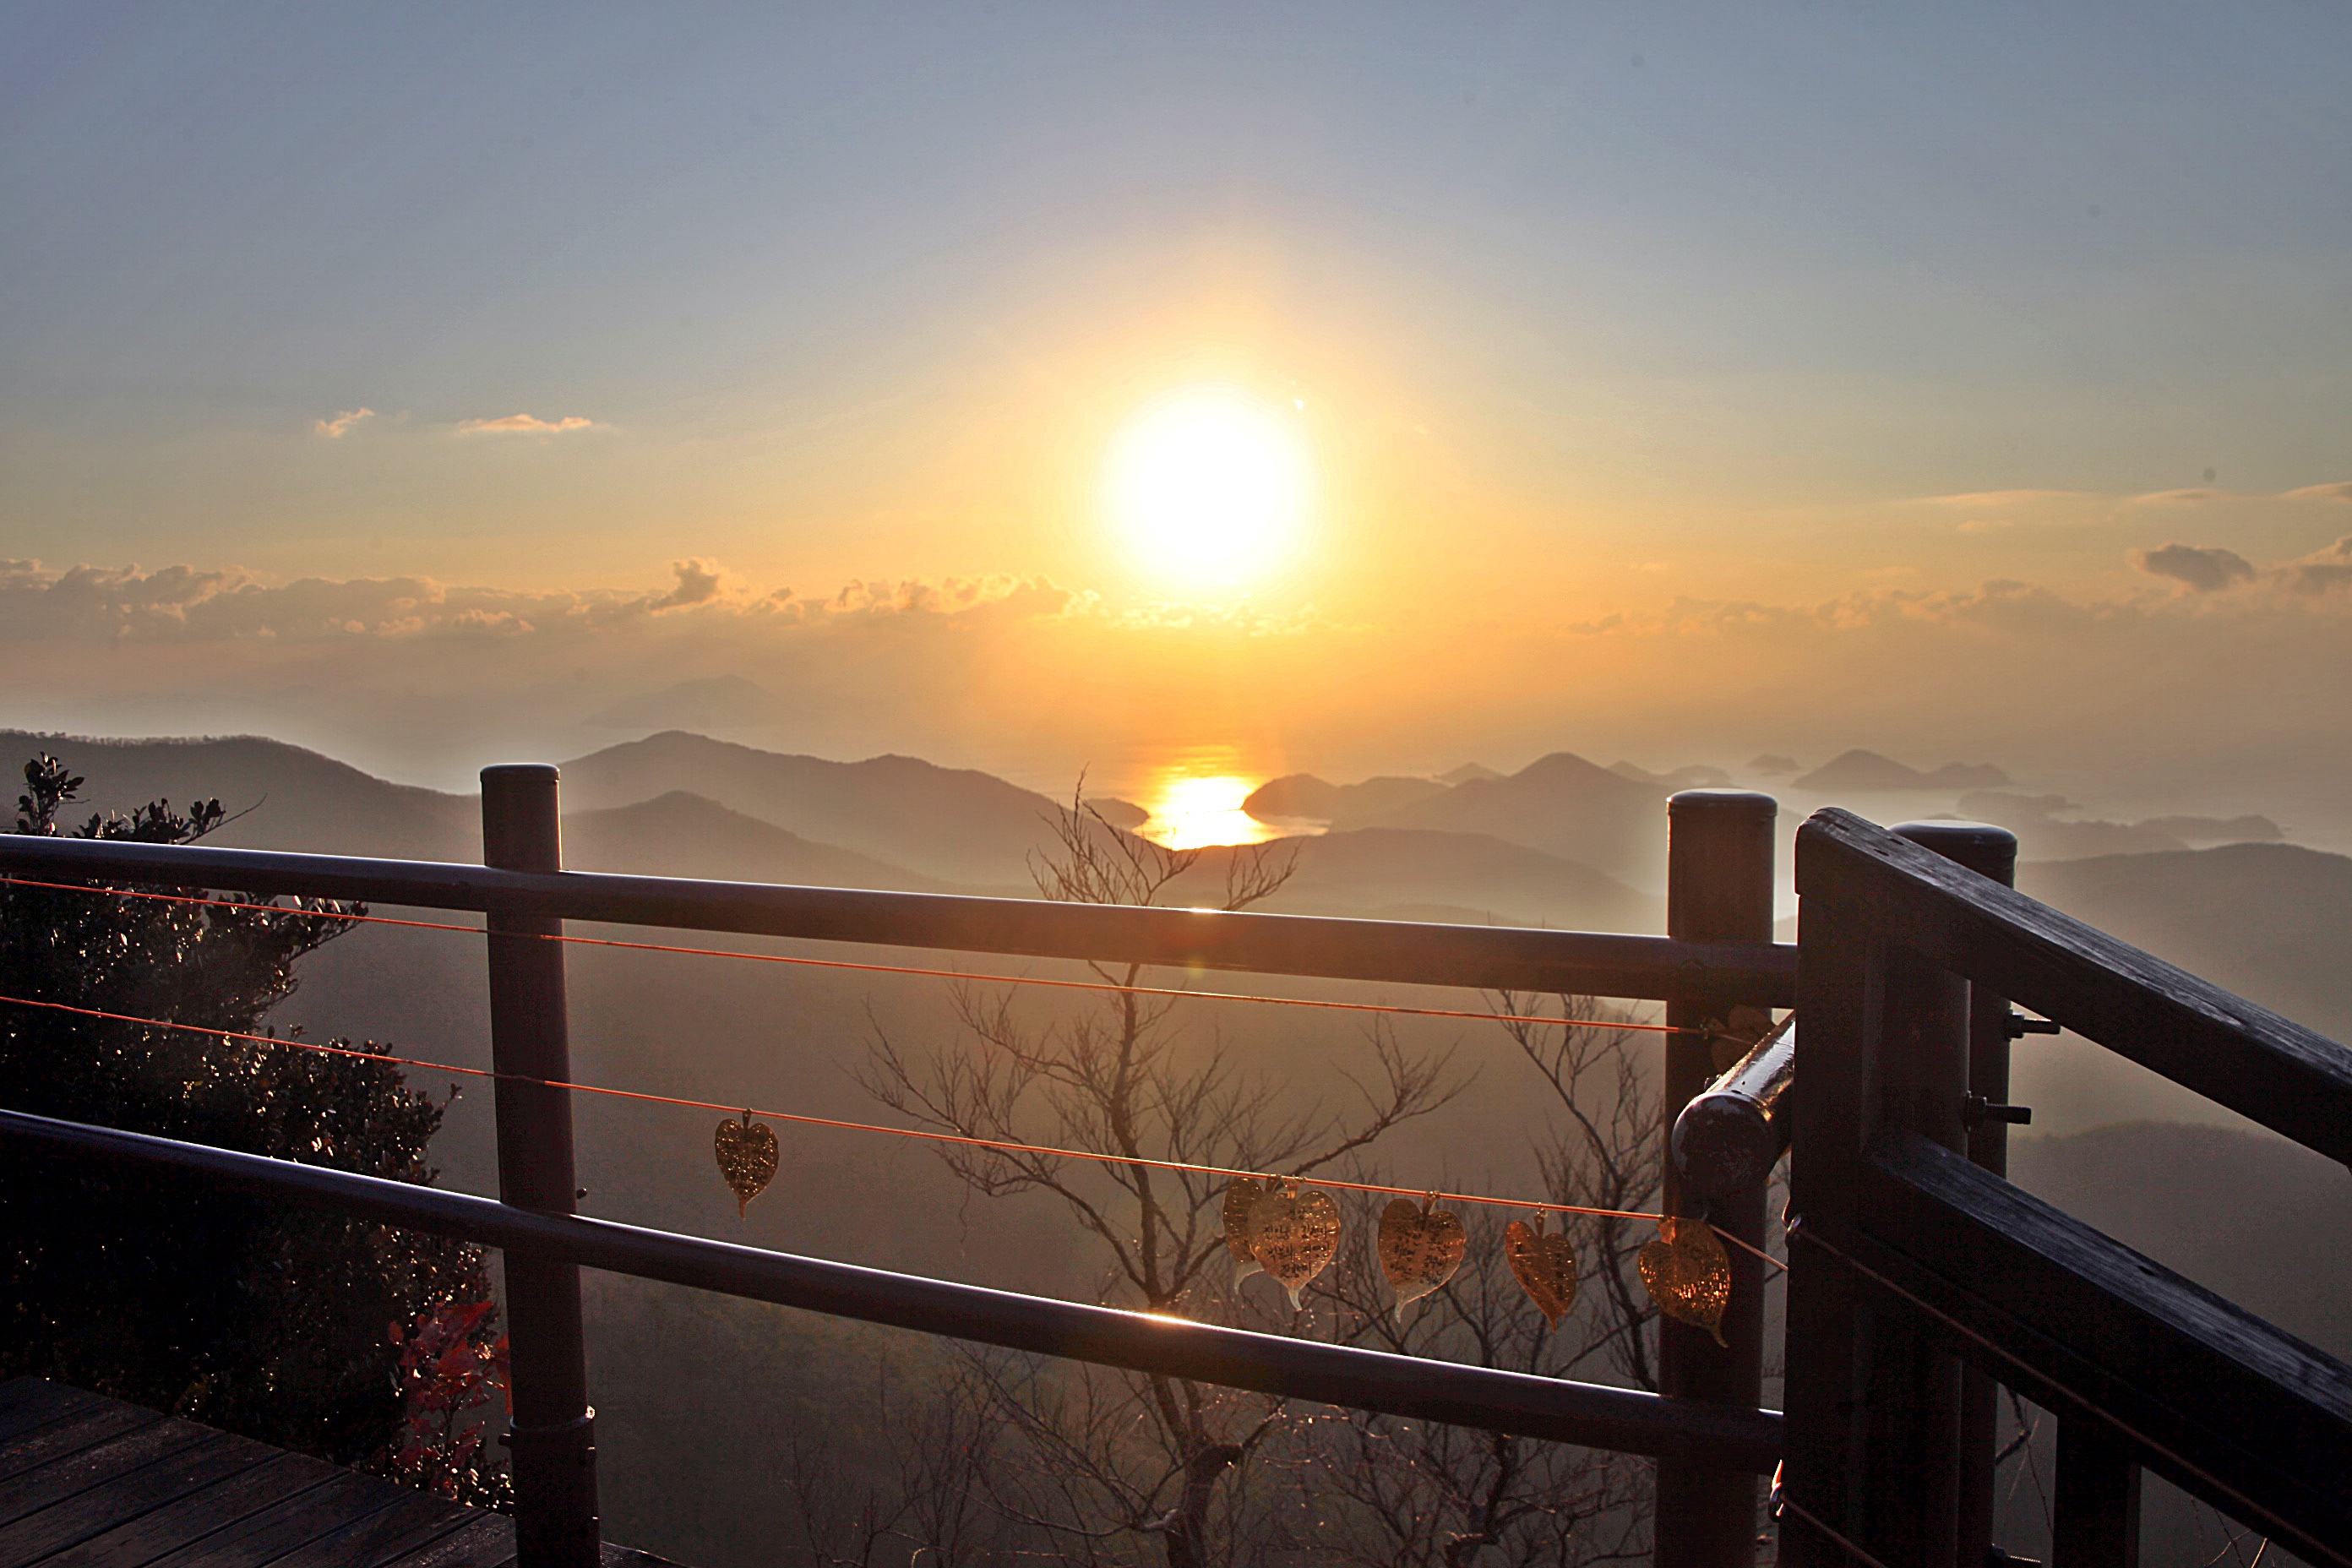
1141,774 -> 1285,851
1106,388 -> 1312,591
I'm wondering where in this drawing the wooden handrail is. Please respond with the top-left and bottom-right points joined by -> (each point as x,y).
0,1105 -> 1784,1473
1795,808 -> 2352,1163
1843,1129 -> 2352,1568
0,833 -> 1796,1005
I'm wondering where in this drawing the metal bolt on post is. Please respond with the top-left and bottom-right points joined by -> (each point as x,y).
482,765 -> 602,1568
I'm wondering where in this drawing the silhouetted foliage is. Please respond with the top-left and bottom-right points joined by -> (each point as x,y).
0,753 -> 493,1468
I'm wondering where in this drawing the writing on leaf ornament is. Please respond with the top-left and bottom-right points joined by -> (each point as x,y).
1504,1212 -> 1579,1329
713,1112 -> 779,1218
1222,1177 -> 1266,1282
1246,1180 -> 1342,1310
1377,1196 -> 1467,1314
1639,1216 -> 1733,1346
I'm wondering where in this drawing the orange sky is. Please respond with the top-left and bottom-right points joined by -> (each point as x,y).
3,8 -> 2349,830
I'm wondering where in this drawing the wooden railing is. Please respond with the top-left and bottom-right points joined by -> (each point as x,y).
7,773 -> 2346,1568
0,769 -> 1792,1568
1778,809 -> 2352,1568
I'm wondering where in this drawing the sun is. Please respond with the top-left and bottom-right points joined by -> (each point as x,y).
1105,387 -> 1313,591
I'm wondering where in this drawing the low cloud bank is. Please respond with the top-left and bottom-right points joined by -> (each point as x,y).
0,545 -> 2344,798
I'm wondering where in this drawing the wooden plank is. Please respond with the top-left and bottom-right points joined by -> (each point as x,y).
1796,808 -> 2352,1162
261,1492 -> 479,1568
379,1515 -> 515,1568
0,1433 -> 268,1565
31,1450 -> 337,1568
135,1471 -> 408,1568
0,1402 -> 161,1487
0,1385 -> 108,1451
0,1418 -> 202,1527
1849,1130 -> 2352,1565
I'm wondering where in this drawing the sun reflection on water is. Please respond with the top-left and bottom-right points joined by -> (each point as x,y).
1128,750 -> 1313,850
1142,774 -> 1278,850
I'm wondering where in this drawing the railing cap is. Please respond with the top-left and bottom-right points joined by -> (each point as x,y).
1669,788 -> 1778,820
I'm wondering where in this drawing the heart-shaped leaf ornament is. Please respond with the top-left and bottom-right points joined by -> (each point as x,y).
713,1113 -> 779,1218
1378,1197 -> 1467,1313
1222,1178 -> 1267,1282
1247,1181 -> 1342,1310
1639,1216 -> 1732,1346
1503,1213 -> 1579,1329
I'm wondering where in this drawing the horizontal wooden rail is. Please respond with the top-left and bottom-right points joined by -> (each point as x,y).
0,1106 -> 1783,1473
1795,808 -> 2352,1162
0,836 -> 1795,1005
1828,1130 -> 2352,1567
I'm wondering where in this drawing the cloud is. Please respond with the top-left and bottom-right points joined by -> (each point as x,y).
651,558 -> 724,610
2127,488 -> 2220,506
1916,489 -> 2091,508
0,558 -> 1087,646
2283,481 -> 2352,504
453,414 -> 599,435
2133,543 -> 2256,593
2281,536 -> 2352,596
313,408 -> 374,438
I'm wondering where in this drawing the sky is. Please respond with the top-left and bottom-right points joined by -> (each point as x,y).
3,4 -> 2348,814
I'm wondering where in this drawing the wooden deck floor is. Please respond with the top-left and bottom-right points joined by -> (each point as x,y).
0,1379 -> 675,1568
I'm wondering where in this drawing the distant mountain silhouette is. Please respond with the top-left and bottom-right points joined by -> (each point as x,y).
2021,842 -> 2352,1042
1953,792 -> 2289,862
584,675 -> 788,732
0,730 -> 474,860
1243,773 -> 1446,823
562,792 -> 949,891
1794,749 -> 2010,791
2137,814 -> 2283,844
1086,796 -> 1151,830
1749,754 -> 1800,776
1436,763 -> 1504,785
1955,792 -> 2187,859
1344,752 -> 1665,880
1609,760 -> 1732,791
1174,826 -> 1658,934
558,731 -> 1075,886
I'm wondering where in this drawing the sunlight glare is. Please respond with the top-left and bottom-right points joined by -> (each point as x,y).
1106,388 -> 1312,591
1141,774 -> 1284,851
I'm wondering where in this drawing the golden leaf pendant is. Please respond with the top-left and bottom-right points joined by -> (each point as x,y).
1222,1177 -> 1266,1282
712,1113 -> 779,1218
1639,1216 -> 1732,1346
1247,1181 -> 1342,1310
1377,1197 -> 1467,1312
1503,1213 -> 1579,1329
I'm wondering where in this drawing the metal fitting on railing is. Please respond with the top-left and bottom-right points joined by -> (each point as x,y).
1962,1093 -> 2033,1128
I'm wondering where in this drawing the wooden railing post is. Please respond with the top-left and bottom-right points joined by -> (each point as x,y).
1658,790 -> 1778,1568
482,765 -> 602,1568
1896,824 -> 2024,1568
2054,1416 -> 2142,1568
1781,818 -> 1974,1568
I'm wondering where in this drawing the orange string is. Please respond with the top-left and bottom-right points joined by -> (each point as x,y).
0,873 -> 1706,1037
0,988 -> 1785,1273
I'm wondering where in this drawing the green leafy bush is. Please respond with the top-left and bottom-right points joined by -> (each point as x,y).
0,753 -> 493,1470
